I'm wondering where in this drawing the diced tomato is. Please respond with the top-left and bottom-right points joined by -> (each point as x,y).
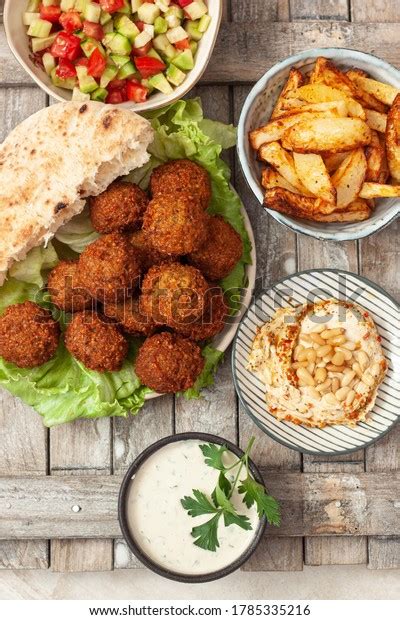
51,32 -> 82,60
106,88 -> 127,104
127,80 -> 149,103
134,20 -> 145,32
177,0 -> 193,6
83,20 -> 104,41
59,10 -> 82,33
99,0 -> 124,13
87,47 -> 106,78
75,57 -> 89,67
131,42 -> 153,57
175,38 -> 190,50
56,58 -> 77,79
40,4 -> 62,23
108,78 -> 127,90
135,56 -> 166,78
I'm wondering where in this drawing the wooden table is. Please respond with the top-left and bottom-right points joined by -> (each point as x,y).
0,0 -> 399,573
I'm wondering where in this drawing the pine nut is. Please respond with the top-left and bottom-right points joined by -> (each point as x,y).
297,349 -> 309,362
309,333 -> 326,345
331,377 -> 340,393
308,387 -> 321,400
311,324 -> 325,333
323,392 -> 338,406
356,380 -> 367,392
292,361 -> 309,369
296,367 -> 315,386
336,347 -> 353,361
306,349 -> 317,363
300,334 -> 312,343
307,362 -> 316,374
314,367 -> 327,384
316,379 -> 332,394
352,362 -> 363,378
316,344 -> 332,357
327,364 -> 346,372
362,372 -> 375,387
323,353 -> 333,363
345,390 -> 356,406
336,386 -> 350,402
343,341 -> 356,351
331,351 -> 345,366
328,335 -> 347,346
370,362 -> 381,377
355,350 -> 369,370
294,345 -> 304,361
321,328 -> 344,339
341,369 -> 356,387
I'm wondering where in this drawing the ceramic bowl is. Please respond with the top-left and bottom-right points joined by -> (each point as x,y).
118,432 -> 266,583
237,48 -> 400,241
4,0 -> 222,112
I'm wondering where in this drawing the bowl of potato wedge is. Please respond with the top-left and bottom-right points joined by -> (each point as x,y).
238,48 -> 400,241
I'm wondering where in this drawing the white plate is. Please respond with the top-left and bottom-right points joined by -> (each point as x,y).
146,202 -> 257,400
232,269 -> 400,455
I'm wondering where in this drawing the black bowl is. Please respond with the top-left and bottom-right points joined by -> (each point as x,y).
118,432 -> 266,583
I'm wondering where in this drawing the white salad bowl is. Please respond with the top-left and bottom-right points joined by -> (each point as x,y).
4,0 -> 222,112
237,48 -> 400,242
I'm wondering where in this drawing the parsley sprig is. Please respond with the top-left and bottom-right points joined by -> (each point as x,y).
180,437 -> 281,552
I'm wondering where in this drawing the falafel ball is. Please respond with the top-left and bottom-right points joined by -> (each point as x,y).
78,233 -> 141,303
143,193 -> 208,255
47,260 -> 93,312
174,286 -> 228,341
188,216 -> 243,281
150,159 -> 212,209
130,229 -> 172,272
65,311 -> 128,372
0,301 -> 60,368
103,296 -> 155,337
140,262 -> 209,328
135,332 -> 204,393
89,181 -> 149,233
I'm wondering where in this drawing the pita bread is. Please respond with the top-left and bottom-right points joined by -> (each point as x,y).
0,101 -> 153,284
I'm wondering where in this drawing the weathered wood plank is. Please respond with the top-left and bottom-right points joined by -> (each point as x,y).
368,537 -> 400,569
233,86 -> 302,570
1,472 -> 398,539
4,22 -> 400,86
305,536 -> 367,566
231,0 -> 290,22
0,87 -> 49,571
50,419 -> 113,572
351,0 -> 400,22
290,0 -> 349,20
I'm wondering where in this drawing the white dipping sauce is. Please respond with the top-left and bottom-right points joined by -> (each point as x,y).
126,439 -> 260,576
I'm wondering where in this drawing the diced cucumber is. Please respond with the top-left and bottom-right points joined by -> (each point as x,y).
143,24 -> 154,37
133,30 -> 152,48
81,38 -> 106,57
164,6 -> 182,28
76,65 -> 98,93
110,54 -> 130,67
131,0 -> 143,11
42,0 -> 60,6
42,52 -> 56,76
141,77 -> 154,93
83,2 -> 101,23
75,0 -> 88,11
23,12 -> 40,26
60,0 -> 75,10
103,20 -> 114,34
166,26 -> 187,44
154,16 -> 167,34
72,86 -> 91,101
184,1 -> 208,21
100,11 -> 112,25
172,49 -> 194,71
51,67 -> 77,90
153,33 -> 176,59
155,0 -> 170,12
26,0 -> 41,11
198,13 -> 211,33
166,64 -> 186,86
147,47 -> 163,62
184,20 -> 203,41
114,15 -> 139,41
104,32 -> 132,55
117,61 -> 137,79
148,72 -> 173,94
100,64 -> 119,87
28,18 -> 52,38
91,87 -> 108,101
117,0 -> 132,14
31,33 -> 57,52
74,30 -> 86,40
189,39 -> 197,56
137,2 -> 160,24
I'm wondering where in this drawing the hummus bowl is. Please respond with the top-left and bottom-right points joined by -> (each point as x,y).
232,269 -> 400,455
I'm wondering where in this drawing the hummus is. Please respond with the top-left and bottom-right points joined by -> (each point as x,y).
248,299 -> 388,428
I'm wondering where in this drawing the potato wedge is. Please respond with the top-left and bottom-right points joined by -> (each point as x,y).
271,68 -> 305,119
263,187 -> 333,220
293,152 -> 336,204
274,100 -> 348,119
281,117 -> 372,153
261,167 -> 306,194
310,57 -> 357,97
365,109 -> 387,133
249,109 -> 342,150
331,148 -> 367,209
258,141 -> 313,194
346,73 -> 399,106
346,70 -> 388,113
365,130 -> 389,183
386,93 -> 400,182
359,182 -> 400,199
313,199 -> 371,223
323,151 -> 349,173
293,83 -> 365,119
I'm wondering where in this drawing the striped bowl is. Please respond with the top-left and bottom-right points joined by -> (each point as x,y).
232,269 -> 400,455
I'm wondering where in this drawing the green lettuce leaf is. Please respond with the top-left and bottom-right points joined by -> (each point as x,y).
0,99 -> 251,426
